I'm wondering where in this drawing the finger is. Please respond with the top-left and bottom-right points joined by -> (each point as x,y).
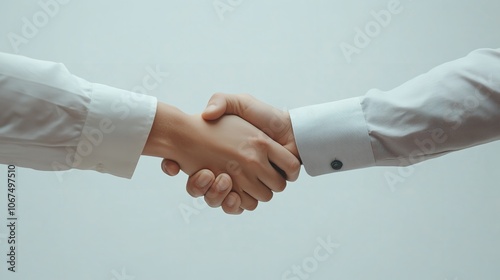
221,192 -> 244,215
266,139 -> 301,182
246,136 -> 288,192
232,173 -> 274,203
202,93 -> 300,159
204,174 -> 232,207
244,183 -> 273,203
256,161 -> 287,193
185,170 -> 215,198
202,93 -> 229,120
161,159 -> 181,176
238,190 -> 259,211
204,93 -> 283,136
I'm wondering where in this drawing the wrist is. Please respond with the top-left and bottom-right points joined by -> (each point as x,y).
283,111 -> 300,161
142,102 -> 190,159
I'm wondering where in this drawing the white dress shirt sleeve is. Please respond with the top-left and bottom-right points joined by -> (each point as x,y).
0,53 -> 157,178
290,48 -> 500,176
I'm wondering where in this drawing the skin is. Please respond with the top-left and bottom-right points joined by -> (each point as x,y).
142,101 -> 300,211
161,94 -> 301,214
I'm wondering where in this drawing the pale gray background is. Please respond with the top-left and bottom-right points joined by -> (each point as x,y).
0,0 -> 499,279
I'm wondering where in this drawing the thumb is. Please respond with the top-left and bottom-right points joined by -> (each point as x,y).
202,93 -> 229,120
161,159 -> 181,176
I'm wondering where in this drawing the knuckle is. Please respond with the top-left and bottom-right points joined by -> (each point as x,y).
245,154 -> 261,166
238,149 -> 261,166
226,160 -> 242,175
249,136 -> 270,151
239,93 -> 253,101
273,180 -> 287,193
212,92 -> 225,98
204,196 -> 220,208
282,158 -> 301,180
186,184 -> 202,198
288,158 -> 301,173
223,206 -> 242,215
235,93 -> 254,114
260,191 -> 273,202
243,200 -> 258,211
254,135 -> 269,146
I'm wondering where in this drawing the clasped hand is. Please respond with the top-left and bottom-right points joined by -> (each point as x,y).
156,94 -> 301,214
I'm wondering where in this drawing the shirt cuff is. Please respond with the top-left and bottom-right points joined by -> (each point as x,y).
77,83 -> 157,178
289,97 -> 375,176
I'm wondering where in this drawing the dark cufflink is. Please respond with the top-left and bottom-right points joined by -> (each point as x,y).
330,159 -> 343,170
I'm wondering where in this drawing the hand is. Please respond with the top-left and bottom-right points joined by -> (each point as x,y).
143,102 -> 300,210
161,94 -> 301,214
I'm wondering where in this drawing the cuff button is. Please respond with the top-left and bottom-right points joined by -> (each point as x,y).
331,160 -> 343,170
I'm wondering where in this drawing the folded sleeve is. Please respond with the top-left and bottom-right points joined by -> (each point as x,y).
290,48 -> 500,176
0,52 -> 157,178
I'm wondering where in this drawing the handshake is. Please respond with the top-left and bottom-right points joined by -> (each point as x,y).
142,93 -> 301,215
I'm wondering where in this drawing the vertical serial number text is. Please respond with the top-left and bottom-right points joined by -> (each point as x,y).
6,165 -> 18,272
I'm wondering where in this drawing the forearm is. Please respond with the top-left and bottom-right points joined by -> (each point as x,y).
291,48 -> 500,176
142,102 -> 190,160
366,48 -> 500,166
0,52 -> 157,178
